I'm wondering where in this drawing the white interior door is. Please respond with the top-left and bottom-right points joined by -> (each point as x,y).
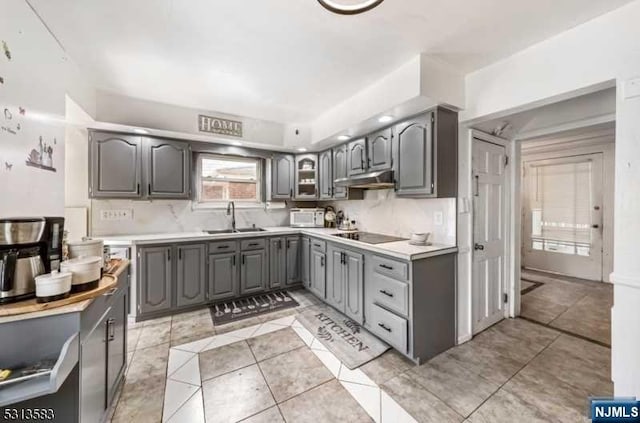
522,153 -> 603,281
472,139 -> 508,334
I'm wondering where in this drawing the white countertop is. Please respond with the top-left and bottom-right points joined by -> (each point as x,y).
100,227 -> 457,261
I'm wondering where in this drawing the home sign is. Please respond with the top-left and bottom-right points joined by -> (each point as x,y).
198,114 -> 243,137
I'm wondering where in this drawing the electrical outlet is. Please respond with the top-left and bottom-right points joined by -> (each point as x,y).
100,209 -> 133,221
434,211 -> 444,226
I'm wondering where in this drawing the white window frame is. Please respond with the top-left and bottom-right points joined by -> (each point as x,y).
194,153 -> 263,208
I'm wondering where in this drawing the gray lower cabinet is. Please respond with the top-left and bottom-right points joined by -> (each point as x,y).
326,244 -> 363,322
318,149 -> 333,199
285,236 -> 301,286
271,154 -> 295,199
138,245 -> 173,314
301,237 -> 310,287
145,138 -> 191,198
209,252 -> 238,301
367,127 -> 392,171
80,308 -> 109,423
240,249 -> 267,294
106,287 -> 127,406
347,138 -> 368,177
270,236 -> 301,288
89,132 -> 143,198
176,244 -> 207,308
310,249 -> 326,298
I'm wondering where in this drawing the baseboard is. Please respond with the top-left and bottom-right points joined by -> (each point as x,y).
610,273 -> 640,289
457,334 -> 473,345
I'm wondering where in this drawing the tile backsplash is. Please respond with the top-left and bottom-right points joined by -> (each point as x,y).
323,190 -> 456,245
90,199 -> 289,236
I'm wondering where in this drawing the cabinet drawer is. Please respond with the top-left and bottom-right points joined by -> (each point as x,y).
371,272 -> 409,317
372,255 -> 408,280
310,239 -> 326,253
241,238 -> 266,251
208,240 -> 238,253
368,303 -> 408,352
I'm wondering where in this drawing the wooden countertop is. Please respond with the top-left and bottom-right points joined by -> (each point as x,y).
0,259 -> 129,324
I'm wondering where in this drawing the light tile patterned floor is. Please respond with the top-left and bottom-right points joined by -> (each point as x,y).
111,287 -> 612,422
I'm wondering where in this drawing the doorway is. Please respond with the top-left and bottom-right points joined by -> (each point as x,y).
521,153 -> 604,281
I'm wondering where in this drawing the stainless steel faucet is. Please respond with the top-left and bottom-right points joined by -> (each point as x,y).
226,201 -> 236,232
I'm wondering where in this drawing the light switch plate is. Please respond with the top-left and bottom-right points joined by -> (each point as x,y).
624,77 -> 640,99
434,211 -> 444,226
100,209 -> 133,221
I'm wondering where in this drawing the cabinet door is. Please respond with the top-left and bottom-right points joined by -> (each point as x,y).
367,127 -> 393,171
106,287 -> 127,405
326,246 -> 344,311
146,138 -> 190,199
269,238 -> 285,289
344,251 -> 364,323
295,154 -> 318,199
395,113 -> 434,196
285,236 -> 300,286
176,244 -> 206,308
310,250 -> 326,298
90,132 -> 142,198
347,138 -> 367,177
80,309 -> 109,423
209,252 -> 237,301
241,250 -> 267,294
301,237 -> 310,288
271,154 -> 295,199
318,150 -> 333,199
332,145 -> 348,199
138,246 -> 172,314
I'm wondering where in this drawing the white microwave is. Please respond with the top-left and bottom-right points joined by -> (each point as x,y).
290,208 -> 325,228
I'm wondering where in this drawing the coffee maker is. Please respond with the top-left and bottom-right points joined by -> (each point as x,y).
0,217 -> 64,303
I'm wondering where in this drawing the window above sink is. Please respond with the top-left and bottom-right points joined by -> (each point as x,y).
196,154 -> 262,205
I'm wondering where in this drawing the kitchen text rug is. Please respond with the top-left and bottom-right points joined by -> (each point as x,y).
209,291 -> 299,325
297,304 -> 389,369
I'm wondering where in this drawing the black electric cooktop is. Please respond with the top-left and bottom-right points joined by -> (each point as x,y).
332,232 -> 407,244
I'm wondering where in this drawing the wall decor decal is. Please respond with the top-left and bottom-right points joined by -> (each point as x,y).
4,108 -> 12,120
5,162 -> 13,171
2,41 -> 11,60
25,135 -> 57,172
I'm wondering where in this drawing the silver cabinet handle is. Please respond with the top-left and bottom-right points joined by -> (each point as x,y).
107,318 -> 116,341
474,175 -> 480,197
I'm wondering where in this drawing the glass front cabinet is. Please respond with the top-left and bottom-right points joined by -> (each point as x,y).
295,154 -> 318,200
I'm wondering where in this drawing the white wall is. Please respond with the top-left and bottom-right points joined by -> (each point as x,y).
323,190 -> 456,245
458,0 -> 640,396
0,0 -> 94,218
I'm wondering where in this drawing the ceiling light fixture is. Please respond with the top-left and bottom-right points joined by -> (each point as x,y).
378,115 -> 393,123
317,0 -> 384,15
297,147 -> 308,152
338,135 -> 351,141
133,128 -> 149,134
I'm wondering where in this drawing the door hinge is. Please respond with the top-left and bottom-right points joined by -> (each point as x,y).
503,293 -> 509,303
504,156 -> 509,167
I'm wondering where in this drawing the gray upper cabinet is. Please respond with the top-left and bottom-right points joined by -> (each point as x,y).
301,237 -> 310,288
347,138 -> 367,177
295,154 -> 318,200
269,237 -> 285,289
138,245 -> 172,314
344,250 -> 364,322
332,144 -> 349,199
176,244 -> 206,308
285,236 -> 301,286
367,127 -> 393,171
209,252 -> 237,301
318,150 -> 333,200
394,107 -> 458,198
310,249 -> 326,298
90,132 -> 142,198
271,154 -> 295,199
240,249 -> 267,294
146,139 -> 191,199
395,113 -> 434,196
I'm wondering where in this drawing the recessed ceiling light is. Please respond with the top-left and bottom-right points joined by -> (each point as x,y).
318,0 -> 384,15
338,135 -> 350,141
232,141 -> 243,146
133,128 -> 149,134
378,115 -> 393,123
297,147 -> 308,152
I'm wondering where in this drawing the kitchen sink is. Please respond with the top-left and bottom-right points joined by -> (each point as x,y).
203,227 -> 266,234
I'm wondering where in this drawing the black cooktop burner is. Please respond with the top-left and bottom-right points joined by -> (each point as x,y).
332,232 -> 407,244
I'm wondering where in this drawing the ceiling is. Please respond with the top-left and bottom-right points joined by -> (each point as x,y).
29,0 -> 633,124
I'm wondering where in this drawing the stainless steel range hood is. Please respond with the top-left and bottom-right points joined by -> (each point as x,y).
334,169 -> 395,189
